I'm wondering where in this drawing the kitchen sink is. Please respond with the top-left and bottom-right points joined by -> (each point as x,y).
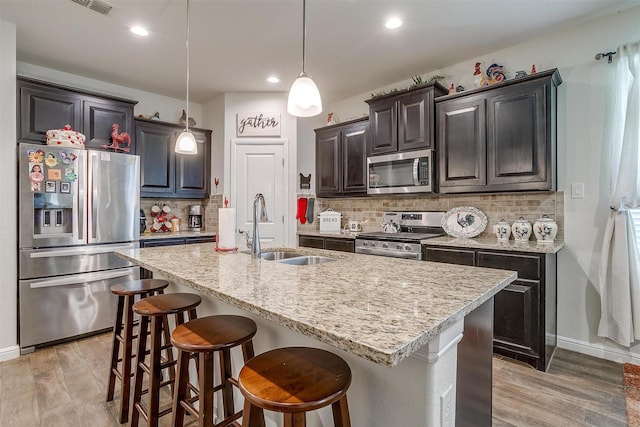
277,256 -> 335,266
259,251 -> 302,260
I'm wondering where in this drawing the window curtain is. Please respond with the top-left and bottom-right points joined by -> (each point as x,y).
598,41 -> 640,347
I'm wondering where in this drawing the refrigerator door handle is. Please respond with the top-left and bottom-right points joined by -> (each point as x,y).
29,269 -> 137,289
88,151 -> 96,240
29,244 -> 137,258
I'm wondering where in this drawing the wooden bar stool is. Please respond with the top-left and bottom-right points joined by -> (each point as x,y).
130,292 -> 202,427
106,279 -> 169,424
170,315 -> 258,427
238,347 -> 352,427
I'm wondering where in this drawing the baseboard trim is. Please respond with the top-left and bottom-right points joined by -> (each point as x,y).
557,335 -> 640,365
0,345 -> 20,362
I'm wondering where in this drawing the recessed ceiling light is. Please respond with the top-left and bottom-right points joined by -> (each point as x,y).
130,26 -> 149,36
266,76 -> 281,84
385,17 -> 402,30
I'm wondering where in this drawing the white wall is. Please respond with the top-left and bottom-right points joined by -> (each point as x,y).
219,93 -> 298,246
0,20 -> 19,360
323,6 -> 640,363
16,62 -> 203,126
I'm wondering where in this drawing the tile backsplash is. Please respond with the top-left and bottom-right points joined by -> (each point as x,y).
297,191 -> 564,240
141,195 -> 223,232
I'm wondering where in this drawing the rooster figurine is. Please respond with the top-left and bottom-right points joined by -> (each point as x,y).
101,124 -> 131,152
179,109 -> 196,127
456,213 -> 475,228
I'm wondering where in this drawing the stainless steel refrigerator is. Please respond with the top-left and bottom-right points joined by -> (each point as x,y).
18,143 -> 140,353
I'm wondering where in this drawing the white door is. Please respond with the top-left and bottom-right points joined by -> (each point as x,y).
231,140 -> 286,248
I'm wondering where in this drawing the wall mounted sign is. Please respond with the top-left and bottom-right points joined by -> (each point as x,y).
236,112 -> 281,137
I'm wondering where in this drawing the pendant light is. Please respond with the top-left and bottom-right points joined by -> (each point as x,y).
287,0 -> 322,117
175,0 -> 198,155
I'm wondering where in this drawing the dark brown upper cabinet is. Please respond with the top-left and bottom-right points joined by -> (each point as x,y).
17,77 -> 136,152
365,82 -> 447,156
315,118 -> 368,197
436,69 -> 562,194
135,118 -> 211,199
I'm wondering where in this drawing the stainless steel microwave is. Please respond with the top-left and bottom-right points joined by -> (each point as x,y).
367,149 -> 434,194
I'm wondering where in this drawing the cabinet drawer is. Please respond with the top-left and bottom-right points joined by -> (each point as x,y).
185,236 -> 216,244
141,238 -> 185,247
298,235 -> 324,249
477,251 -> 540,280
324,238 -> 354,253
423,247 -> 475,266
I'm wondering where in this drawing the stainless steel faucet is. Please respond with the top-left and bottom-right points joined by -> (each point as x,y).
246,193 -> 268,256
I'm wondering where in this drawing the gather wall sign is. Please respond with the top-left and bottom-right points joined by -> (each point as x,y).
236,112 -> 281,137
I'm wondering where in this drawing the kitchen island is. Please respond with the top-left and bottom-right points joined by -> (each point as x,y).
116,243 -> 516,427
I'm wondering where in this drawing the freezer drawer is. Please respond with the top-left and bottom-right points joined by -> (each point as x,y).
19,266 -> 139,350
20,242 -> 139,279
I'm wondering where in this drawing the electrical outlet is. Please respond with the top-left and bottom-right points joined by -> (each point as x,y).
440,385 -> 454,427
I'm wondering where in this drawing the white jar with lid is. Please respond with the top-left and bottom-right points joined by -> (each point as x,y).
493,219 -> 511,241
511,217 -> 532,242
533,215 -> 558,243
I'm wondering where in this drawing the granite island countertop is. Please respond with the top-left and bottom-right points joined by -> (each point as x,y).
116,243 -> 515,367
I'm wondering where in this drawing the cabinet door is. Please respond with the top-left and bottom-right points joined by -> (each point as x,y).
298,235 -> 324,249
141,237 -> 185,247
437,96 -> 487,192
324,238 -> 354,253
342,121 -> 368,193
368,97 -> 397,155
175,129 -> 210,198
18,81 -> 82,144
316,128 -> 341,196
398,89 -> 433,151
487,80 -> 549,189
83,98 -> 134,152
423,247 -> 475,265
136,122 -> 175,196
492,279 -> 540,358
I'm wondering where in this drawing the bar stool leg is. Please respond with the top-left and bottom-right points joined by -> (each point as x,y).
241,400 -> 266,427
199,351 -> 215,426
130,314 -> 150,427
171,349 -> 190,427
106,294 -> 125,402
283,413 -> 306,427
331,396 -> 351,427
147,315 -> 163,426
118,294 -> 136,423
218,348 -> 234,418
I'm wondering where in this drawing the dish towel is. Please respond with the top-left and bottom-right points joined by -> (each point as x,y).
296,197 -> 308,224
306,198 -> 315,224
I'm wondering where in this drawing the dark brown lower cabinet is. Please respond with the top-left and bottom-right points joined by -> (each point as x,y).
423,245 -> 556,371
140,235 -> 217,278
298,235 -> 354,252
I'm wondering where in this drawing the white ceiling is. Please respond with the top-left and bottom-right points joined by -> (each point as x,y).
1,0 -> 638,105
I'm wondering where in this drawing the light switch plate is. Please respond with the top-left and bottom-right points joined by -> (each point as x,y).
571,183 -> 585,199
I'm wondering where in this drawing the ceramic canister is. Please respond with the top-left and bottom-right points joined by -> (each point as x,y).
533,215 -> 558,243
493,219 -> 511,241
511,217 -> 532,242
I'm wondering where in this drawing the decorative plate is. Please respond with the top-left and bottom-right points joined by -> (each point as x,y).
442,206 -> 488,238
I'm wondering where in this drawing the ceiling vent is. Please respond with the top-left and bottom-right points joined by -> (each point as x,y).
70,0 -> 114,16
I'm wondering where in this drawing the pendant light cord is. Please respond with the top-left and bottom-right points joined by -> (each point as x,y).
185,0 -> 191,132
301,0 -> 306,75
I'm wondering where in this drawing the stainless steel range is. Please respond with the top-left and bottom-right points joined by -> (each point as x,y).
355,211 -> 445,260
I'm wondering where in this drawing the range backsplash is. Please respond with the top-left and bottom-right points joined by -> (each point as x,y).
141,195 -> 223,232
297,191 -> 564,240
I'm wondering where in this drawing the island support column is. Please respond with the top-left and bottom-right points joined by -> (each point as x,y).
415,318 -> 464,427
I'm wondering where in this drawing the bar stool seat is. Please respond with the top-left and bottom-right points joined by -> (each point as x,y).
106,279 -> 169,424
130,292 -> 202,427
171,315 -> 258,427
238,347 -> 352,427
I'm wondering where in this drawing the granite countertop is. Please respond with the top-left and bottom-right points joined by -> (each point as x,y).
140,230 -> 217,241
423,236 -> 565,254
116,244 -> 515,367
296,230 -> 358,239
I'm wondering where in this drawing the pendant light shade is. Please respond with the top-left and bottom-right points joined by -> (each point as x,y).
287,0 -> 322,117
175,0 -> 197,155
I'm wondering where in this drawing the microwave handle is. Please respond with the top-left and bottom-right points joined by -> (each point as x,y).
412,158 -> 420,186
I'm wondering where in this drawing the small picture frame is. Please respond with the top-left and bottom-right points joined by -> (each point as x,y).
60,181 -> 70,194
45,181 -> 56,193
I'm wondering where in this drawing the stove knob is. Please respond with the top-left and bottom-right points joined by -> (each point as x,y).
396,244 -> 403,250
362,241 -> 368,247
382,243 -> 389,249
405,245 -> 412,251
371,242 -> 376,247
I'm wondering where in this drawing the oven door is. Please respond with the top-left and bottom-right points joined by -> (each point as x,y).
367,149 -> 433,194
355,239 -> 423,260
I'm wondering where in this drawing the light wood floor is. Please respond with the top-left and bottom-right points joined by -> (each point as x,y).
0,334 -> 627,426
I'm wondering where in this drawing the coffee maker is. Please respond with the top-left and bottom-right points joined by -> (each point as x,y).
188,205 -> 202,231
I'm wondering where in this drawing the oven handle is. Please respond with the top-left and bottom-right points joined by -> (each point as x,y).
355,247 -> 422,260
